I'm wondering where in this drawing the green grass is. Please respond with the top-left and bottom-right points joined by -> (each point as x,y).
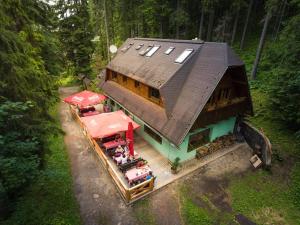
249,88 -> 300,156
179,187 -> 237,225
180,196 -> 214,225
225,85 -> 300,225
228,171 -> 300,225
57,75 -> 80,87
133,199 -> 156,225
179,185 -> 217,225
1,104 -> 81,225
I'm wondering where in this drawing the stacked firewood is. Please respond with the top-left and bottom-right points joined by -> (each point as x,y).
196,134 -> 236,159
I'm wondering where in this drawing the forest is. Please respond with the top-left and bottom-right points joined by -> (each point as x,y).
0,0 -> 299,224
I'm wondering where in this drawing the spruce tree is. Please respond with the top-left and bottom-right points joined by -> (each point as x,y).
57,0 -> 94,77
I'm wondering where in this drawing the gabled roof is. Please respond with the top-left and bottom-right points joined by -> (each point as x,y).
106,38 -> 203,88
101,38 -> 252,146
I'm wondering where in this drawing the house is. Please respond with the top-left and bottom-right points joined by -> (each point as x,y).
99,38 -> 253,162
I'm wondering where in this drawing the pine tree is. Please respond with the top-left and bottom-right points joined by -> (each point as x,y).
0,0 -> 61,214
57,0 -> 94,77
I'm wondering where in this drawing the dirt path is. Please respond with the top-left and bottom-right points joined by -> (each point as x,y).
59,87 -> 136,225
59,86 -> 253,225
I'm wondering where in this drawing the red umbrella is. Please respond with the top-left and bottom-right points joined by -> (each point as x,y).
126,122 -> 134,157
80,111 -> 140,139
63,90 -> 107,108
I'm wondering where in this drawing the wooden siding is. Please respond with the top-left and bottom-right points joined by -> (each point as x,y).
192,70 -> 251,130
106,69 -> 164,107
203,70 -> 249,112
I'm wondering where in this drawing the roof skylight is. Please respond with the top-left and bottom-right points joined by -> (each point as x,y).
135,44 -> 144,50
165,47 -> 175,55
145,45 -> 160,57
139,45 -> 153,56
121,43 -> 133,52
175,49 -> 193,63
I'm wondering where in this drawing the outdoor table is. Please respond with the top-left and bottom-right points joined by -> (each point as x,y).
113,154 -> 129,165
103,139 -> 126,151
119,157 -> 144,173
82,111 -> 99,117
125,165 -> 152,185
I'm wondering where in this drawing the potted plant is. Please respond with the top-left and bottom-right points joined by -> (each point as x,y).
171,157 -> 181,174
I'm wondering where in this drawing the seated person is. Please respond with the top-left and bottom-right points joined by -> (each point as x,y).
121,154 -> 128,165
146,171 -> 153,180
80,106 -> 95,114
115,145 -> 124,155
136,160 -> 144,168
103,104 -> 111,113
113,153 -> 123,165
123,145 -> 129,152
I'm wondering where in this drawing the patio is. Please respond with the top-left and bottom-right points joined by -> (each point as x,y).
104,132 -> 251,191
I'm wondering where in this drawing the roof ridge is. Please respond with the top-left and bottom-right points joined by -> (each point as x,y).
132,37 -> 204,44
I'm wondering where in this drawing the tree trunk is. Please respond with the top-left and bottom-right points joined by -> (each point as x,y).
231,8 -> 239,45
103,0 -> 110,61
198,7 -> 204,39
159,22 -> 163,38
175,0 -> 180,39
222,14 -> 226,42
251,12 -> 272,80
240,0 -> 253,49
206,9 -> 215,41
274,0 -> 286,40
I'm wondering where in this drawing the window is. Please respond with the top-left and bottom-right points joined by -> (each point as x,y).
139,45 -> 153,56
135,44 -> 144,50
121,43 -> 133,52
149,87 -> 160,99
111,100 -> 115,107
112,71 -> 117,80
134,80 -> 140,88
122,76 -> 127,83
144,125 -> 162,144
175,49 -> 193,63
165,47 -> 175,55
146,45 -> 160,57
188,129 -> 210,151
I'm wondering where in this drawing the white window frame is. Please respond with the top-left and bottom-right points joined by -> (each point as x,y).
165,47 -> 175,55
145,45 -> 160,57
175,49 -> 194,63
135,44 -> 144,50
139,45 -> 153,56
121,44 -> 132,52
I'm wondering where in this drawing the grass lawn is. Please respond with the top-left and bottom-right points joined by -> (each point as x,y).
227,88 -> 300,225
1,104 -> 81,225
132,199 -> 156,225
179,187 -> 216,225
180,186 -> 239,225
228,170 -> 300,225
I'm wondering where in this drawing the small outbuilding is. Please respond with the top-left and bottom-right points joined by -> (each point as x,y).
99,38 -> 253,162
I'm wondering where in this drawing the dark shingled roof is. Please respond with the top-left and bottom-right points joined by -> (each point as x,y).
101,38 -> 252,146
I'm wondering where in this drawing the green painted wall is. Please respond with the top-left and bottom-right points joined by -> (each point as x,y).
107,98 -> 236,163
189,117 -> 236,142
132,116 -> 196,162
